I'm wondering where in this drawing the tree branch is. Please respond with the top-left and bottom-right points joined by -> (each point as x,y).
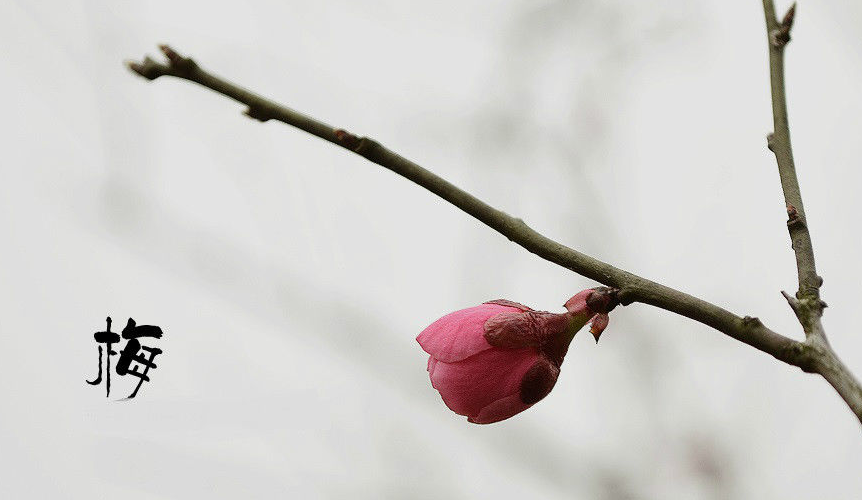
762,1 -> 819,302
127,44 -> 861,425
763,2 -> 862,423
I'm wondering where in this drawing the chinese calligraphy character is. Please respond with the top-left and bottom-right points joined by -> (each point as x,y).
87,316 -> 164,399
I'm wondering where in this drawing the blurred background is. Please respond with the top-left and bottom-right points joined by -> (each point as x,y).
2,0 -> 861,498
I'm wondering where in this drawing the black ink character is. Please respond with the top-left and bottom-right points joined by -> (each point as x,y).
87,317 -> 164,399
115,318 -> 163,399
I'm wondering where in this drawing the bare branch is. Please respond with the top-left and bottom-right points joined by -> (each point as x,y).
127,44 -> 861,424
763,2 -> 862,424
815,346 -> 862,420
761,1 -> 819,302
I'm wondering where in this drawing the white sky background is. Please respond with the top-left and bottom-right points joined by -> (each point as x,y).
1,0 -> 861,498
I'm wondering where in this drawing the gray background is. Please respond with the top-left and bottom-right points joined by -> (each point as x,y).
2,0 -> 861,498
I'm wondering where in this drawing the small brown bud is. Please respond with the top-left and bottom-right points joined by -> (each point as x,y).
334,129 -> 362,150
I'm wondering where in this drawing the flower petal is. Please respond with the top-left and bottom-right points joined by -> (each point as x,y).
484,310 -> 572,352
589,313 -> 610,342
429,347 -> 539,418
564,289 -> 592,316
483,312 -> 543,349
483,299 -> 533,311
468,358 -> 559,423
416,304 -> 520,362
427,356 -> 437,376
468,393 -> 532,424
518,358 -> 559,404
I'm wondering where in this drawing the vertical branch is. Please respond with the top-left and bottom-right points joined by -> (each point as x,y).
762,1 -> 820,301
762,0 -> 824,331
763,2 -> 862,425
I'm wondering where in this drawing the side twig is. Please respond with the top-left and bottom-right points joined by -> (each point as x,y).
127,43 -> 862,425
762,1 -> 862,421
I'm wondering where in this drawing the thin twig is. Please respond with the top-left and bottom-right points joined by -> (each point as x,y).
762,1 -> 819,302
127,44 -> 861,424
762,1 -> 862,423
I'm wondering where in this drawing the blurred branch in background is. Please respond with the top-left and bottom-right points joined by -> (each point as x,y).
128,31 -> 862,428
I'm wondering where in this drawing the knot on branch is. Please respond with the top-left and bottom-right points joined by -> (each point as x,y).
334,129 -> 363,151
333,129 -> 383,159
742,316 -> 763,329
785,203 -> 806,229
244,106 -> 271,122
767,133 -> 776,152
615,288 -> 636,307
781,290 -> 826,333
782,341 -> 819,373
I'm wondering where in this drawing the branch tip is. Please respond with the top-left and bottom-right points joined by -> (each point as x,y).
780,290 -> 804,318
770,4 -> 796,48
126,45 -> 200,82
159,44 -> 197,73
125,60 -> 145,76
159,44 -> 181,64
125,56 -> 164,81
782,3 -> 797,30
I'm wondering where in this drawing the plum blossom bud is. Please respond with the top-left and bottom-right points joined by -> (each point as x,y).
416,287 -> 618,424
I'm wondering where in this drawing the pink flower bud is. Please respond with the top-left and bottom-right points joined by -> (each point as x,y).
417,287 -> 618,424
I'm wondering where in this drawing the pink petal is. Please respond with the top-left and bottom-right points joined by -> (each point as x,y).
416,304 -> 520,363
483,299 -> 533,311
590,313 -> 609,342
484,310 -> 572,351
483,312 -> 543,349
468,394 -> 531,424
564,289 -> 593,317
429,347 -> 539,418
